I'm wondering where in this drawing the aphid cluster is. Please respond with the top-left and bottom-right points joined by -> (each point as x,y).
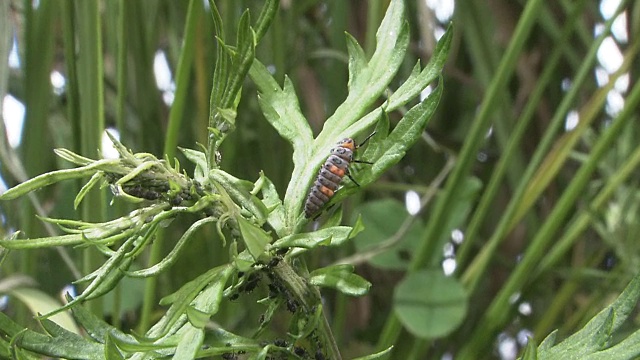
304,133 -> 374,218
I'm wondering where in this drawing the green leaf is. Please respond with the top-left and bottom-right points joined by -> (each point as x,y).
308,265 -> 371,296
126,217 -> 217,278
42,255 -> 134,318
582,328 -> 640,360
386,23 -> 453,111
258,172 -> 286,237
191,270 -> 229,317
67,296 -> 139,346
253,0 -> 278,42
351,346 -> 394,360
186,307 -> 210,329
346,32 -> 367,91
328,80 -> 444,208
271,226 -> 354,249
251,0 -> 420,230
221,10 -> 253,109
250,61 -> 313,158
394,269 -> 467,339
208,0 -> 228,112
538,273 -> 640,359
237,215 -> 271,260
13,323 -> 103,360
352,199 -> 425,270
103,334 -> 125,360
173,323 -> 204,360
538,330 -> 558,351
53,148 -> 95,166
0,159 -> 115,200
74,171 -> 104,209
149,265 -> 232,339
372,80 -> 443,179
0,311 -> 27,336
520,338 -> 538,360
328,0 -> 408,130
209,169 -> 269,222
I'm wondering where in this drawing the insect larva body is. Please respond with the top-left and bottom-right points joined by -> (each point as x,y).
304,135 -> 373,218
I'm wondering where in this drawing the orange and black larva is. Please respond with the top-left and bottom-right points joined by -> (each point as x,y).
304,134 -> 374,218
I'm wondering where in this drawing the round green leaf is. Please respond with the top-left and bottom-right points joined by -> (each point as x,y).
394,269 -> 467,339
353,199 -> 424,270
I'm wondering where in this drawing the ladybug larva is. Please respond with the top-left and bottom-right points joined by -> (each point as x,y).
304,133 -> 375,218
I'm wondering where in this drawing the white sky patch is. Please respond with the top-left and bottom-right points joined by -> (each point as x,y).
443,242 -> 455,257
451,229 -> 464,244
594,23 -> 605,37
509,292 -> 521,304
419,84 -> 433,102
611,12 -> 628,43
442,258 -> 456,276
405,190 -> 421,215
517,329 -> 533,347
0,176 -> 7,193
9,36 -> 20,69
614,73 -> 629,93
497,333 -> 518,360
485,125 -> 493,139
564,110 -> 579,132
153,50 -> 175,106
594,66 -> 609,87
101,128 -> 121,159
60,284 -> 76,300
434,26 -> 446,41
561,78 -> 571,92
3,95 -> 25,148
597,36 -> 623,74
605,90 -> 625,116
599,0 -> 621,20
441,353 -> 453,360
426,0 -> 455,22
595,0 -> 629,124
50,70 -> 66,95
518,302 -> 532,316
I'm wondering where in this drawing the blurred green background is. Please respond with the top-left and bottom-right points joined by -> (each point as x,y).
1,0 -> 639,359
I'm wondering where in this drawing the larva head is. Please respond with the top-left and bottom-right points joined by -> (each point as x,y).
336,138 -> 356,151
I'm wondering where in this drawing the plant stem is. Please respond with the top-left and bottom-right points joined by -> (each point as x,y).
273,260 -> 342,360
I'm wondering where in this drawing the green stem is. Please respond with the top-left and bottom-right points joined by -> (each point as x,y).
75,0 -> 106,316
273,260 -> 342,360
376,0 -> 545,352
164,0 -> 201,160
457,35 -> 640,359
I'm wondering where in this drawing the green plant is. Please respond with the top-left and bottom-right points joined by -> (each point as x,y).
0,0 -> 451,358
4,1 -> 640,359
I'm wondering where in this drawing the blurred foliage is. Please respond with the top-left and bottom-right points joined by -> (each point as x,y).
1,0 -> 640,359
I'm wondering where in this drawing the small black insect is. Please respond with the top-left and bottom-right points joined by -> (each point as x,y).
242,272 -> 261,293
286,299 -> 299,313
294,346 -> 306,357
274,338 -> 289,348
268,256 -> 281,268
221,353 -> 238,360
